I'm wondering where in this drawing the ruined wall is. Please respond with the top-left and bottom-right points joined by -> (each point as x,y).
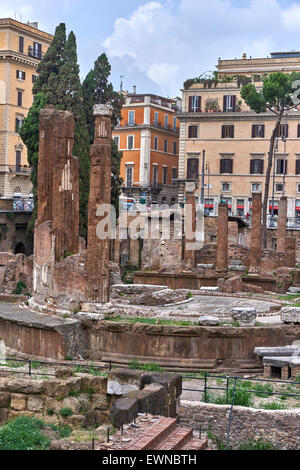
179,401 -> 300,450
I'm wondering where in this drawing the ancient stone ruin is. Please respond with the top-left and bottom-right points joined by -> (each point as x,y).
32,104 -> 113,313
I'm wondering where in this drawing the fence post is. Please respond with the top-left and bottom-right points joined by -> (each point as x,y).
226,377 -> 229,403
204,372 -> 208,402
226,377 -> 237,450
28,360 -> 32,377
109,360 -> 112,371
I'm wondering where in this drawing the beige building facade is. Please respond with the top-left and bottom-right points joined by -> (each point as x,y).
178,52 -> 300,228
0,18 -> 52,200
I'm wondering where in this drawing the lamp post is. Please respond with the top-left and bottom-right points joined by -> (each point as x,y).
200,150 -> 205,205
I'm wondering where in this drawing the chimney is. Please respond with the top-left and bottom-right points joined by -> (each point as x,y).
133,86 -> 136,94
242,53 -> 247,60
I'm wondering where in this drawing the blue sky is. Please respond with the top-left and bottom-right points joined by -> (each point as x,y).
1,0 -> 300,97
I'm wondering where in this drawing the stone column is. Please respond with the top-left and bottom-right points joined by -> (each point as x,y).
184,191 -> 196,268
277,197 -> 287,252
216,203 -> 228,272
85,104 -> 112,304
37,106 -> 79,261
249,192 -> 262,274
285,237 -> 296,267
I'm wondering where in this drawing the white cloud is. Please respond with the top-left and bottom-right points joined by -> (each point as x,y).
103,0 -> 300,96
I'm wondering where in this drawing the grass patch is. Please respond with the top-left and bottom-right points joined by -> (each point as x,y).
238,439 -> 276,450
59,407 -> 73,418
259,402 -> 287,410
106,315 -> 196,327
0,417 -> 50,450
129,359 -> 165,372
253,382 -> 273,398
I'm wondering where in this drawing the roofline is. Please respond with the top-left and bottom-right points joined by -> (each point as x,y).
0,18 -> 53,40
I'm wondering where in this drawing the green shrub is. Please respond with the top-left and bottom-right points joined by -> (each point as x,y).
0,417 -> 50,450
259,402 -> 287,410
59,407 -> 73,418
46,408 -> 55,417
253,382 -> 273,398
13,281 -> 29,296
129,359 -> 165,372
239,439 -> 276,450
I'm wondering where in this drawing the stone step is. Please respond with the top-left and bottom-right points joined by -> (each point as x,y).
126,417 -> 178,451
153,426 -> 193,450
180,438 -> 209,451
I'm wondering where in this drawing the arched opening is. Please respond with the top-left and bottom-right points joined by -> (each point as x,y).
15,242 -> 27,255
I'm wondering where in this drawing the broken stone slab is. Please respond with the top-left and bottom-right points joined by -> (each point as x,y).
197,264 -> 214,269
254,346 -> 300,358
281,307 -> 300,324
110,397 -> 139,428
229,265 -> 247,272
287,287 -> 300,294
107,369 -> 143,396
263,356 -> 300,368
200,287 -> 219,292
198,316 -> 220,326
76,312 -> 106,321
231,260 -> 243,266
81,303 -> 113,313
231,307 -> 257,325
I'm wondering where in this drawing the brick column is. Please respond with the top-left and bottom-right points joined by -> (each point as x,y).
37,106 -> 79,261
85,104 -> 112,304
285,237 -> 296,268
277,197 -> 287,252
216,203 -> 228,272
249,192 -> 262,274
184,191 -> 196,268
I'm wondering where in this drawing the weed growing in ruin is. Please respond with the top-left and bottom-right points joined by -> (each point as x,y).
46,408 -> 55,417
253,382 -> 273,398
129,359 -> 165,372
259,402 -> 287,410
59,407 -> 73,418
238,439 -> 276,450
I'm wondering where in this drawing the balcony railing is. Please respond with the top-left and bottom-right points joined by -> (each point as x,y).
9,165 -> 31,175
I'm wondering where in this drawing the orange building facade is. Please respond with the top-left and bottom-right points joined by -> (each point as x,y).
113,93 -> 181,207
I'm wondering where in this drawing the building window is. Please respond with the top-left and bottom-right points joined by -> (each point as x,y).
297,183 -> 300,193
33,42 -> 42,59
221,125 -> 234,138
128,111 -> 135,126
220,159 -> 233,174
223,95 -> 236,112
296,160 -> 300,175
16,70 -> 26,80
16,150 -> 21,172
164,139 -> 168,153
277,124 -> 288,139
154,112 -> 158,126
15,117 -> 24,132
173,117 -> 177,132
154,136 -> 158,150
127,135 -> 134,150
172,168 -> 178,185
188,96 -> 201,113
32,74 -> 38,83
19,36 -> 24,53
237,199 -> 245,216
223,198 -> 232,213
153,166 -> 158,186
221,182 -> 231,192
275,183 -> 284,192
251,183 -> 262,192
173,142 -> 177,155
187,158 -> 199,180
188,125 -> 198,138
250,159 -> 264,174
126,167 -> 133,188
252,124 -> 265,138
298,124 -> 300,138
164,114 -> 168,129
276,159 -> 287,175
113,136 -> 119,148
163,167 -> 168,185
205,199 -> 214,215
17,91 -> 23,107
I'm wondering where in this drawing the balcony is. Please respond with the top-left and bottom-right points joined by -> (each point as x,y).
9,165 -> 31,175
28,46 -> 43,60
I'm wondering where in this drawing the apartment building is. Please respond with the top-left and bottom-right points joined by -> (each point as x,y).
113,92 -> 180,207
0,18 -> 52,200
178,52 -> 300,226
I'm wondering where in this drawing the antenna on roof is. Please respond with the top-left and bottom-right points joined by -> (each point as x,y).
120,75 -> 124,93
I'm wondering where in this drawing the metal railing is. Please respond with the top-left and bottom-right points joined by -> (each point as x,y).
182,372 -> 300,449
0,356 -> 112,377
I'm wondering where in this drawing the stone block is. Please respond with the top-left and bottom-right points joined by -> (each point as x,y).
281,307 -> 300,324
231,307 -> 257,325
141,372 -> 182,398
92,393 -> 110,411
61,397 -> 81,414
67,415 -> 85,428
42,379 -> 71,398
11,393 -> 27,411
80,375 -> 107,394
107,369 -> 143,396
27,395 -> 44,413
198,316 -> 220,326
110,397 -> 139,428
84,410 -> 110,428
142,384 -> 167,415
0,392 -> 10,408
55,368 -> 75,379
0,408 -> 8,423
6,378 -> 43,395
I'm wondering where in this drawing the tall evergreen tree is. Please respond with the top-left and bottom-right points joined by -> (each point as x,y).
33,23 -> 66,102
82,53 -> 124,217
19,93 -> 47,236
57,31 -> 91,239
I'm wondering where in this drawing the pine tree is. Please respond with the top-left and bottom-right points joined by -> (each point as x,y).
18,93 -> 47,236
57,31 -> 91,239
82,53 -> 124,217
33,23 -> 66,102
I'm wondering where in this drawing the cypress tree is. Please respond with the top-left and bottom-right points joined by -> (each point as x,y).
57,31 -> 91,239
19,93 -> 47,236
82,53 -> 124,217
